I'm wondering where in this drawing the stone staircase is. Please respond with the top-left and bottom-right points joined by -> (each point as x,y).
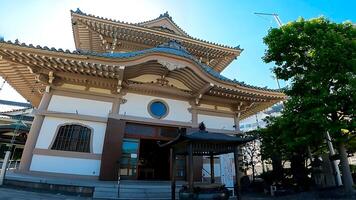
93,184 -> 119,199
117,180 -> 180,200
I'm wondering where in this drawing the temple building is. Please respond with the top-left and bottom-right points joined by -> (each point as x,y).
0,9 -> 286,182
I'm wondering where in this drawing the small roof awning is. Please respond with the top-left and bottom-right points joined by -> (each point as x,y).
0,121 -> 30,134
160,129 -> 255,156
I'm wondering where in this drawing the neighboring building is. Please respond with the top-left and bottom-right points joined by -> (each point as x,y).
238,103 -> 283,177
239,103 -> 283,132
0,106 -> 33,166
0,9 -> 286,181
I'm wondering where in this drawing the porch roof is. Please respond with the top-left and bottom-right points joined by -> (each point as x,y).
160,129 -> 254,155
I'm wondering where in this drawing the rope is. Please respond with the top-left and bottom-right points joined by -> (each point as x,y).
0,77 -> 6,92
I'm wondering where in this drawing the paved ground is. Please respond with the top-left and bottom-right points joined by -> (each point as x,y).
0,187 -> 90,200
0,186 -> 354,200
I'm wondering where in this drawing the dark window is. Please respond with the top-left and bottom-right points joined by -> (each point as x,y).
125,123 -> 156,136
149,101 -> 168,118
160,127 -> 180,138
51,124 -> 91,153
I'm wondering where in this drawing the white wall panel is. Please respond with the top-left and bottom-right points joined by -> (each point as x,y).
198,114 -> 235,131
35,117 -> 106,154
30,155 -> 100,176
119,93 -> 191,122
48,95 -> 112,117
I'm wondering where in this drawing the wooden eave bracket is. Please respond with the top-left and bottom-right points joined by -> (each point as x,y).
194,83 -> 214,105
116,66 -> 125,93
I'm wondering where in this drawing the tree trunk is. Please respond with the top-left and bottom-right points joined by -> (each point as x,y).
252,164 -> 255,181
271,154 -> 283,182
338,142 -> 354,194
291,151 -> 309,191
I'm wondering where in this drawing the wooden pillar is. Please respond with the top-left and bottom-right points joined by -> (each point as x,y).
193,156 -> 203,181
234,147 -> 241,200
99,118 -> 126,180
210,153 -> 215,183
19,91 -> 52,172
171,148 -> 176,200
188,143 -> 194,192
234,112 -> 241,132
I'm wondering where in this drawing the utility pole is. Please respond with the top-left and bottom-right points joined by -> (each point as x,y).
254,11 -> 343,187
325,132 -> 343,186
254,12 -> 283,91
254,12 -> 283,27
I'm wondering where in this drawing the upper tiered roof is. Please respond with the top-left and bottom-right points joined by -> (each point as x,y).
71,8 -> 242,72
0,9 -> 287,119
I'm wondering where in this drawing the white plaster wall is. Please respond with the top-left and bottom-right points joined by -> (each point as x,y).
198,114 -> 235,131
47,95 -> 112,117
35,117 -> 106,154
119,93 -> 191,122
30,155 -> 101,176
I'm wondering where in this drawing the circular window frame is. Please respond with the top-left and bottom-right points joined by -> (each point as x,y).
147,99 -> 169,119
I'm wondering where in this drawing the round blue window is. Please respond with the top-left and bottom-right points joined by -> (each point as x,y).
149,101 -> 168,119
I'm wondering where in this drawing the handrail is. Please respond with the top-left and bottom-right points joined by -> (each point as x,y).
202,167 -> 211,176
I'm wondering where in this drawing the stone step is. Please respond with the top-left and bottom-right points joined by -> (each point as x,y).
119,190 -> 178,199
93,186 -> 119,199
117,181 -> 181,199
95,187 -> 119,192
120,185 -> 171,189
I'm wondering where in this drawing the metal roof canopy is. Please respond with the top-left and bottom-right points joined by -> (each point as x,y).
160,129 -> 254,155
160,123 -> 254,199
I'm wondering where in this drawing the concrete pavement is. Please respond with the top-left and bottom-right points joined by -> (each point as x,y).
0,187 -> 90,200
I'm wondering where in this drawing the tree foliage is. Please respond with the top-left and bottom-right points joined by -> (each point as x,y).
263,17 -> 355,144
259,17 -> 356,191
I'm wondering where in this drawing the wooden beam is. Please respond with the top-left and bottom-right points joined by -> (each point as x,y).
210,153 -> 215,183
234,147 -> 241,200
188,142 -> 194,192
116,66 -> 125,93
194,83 -> 214,105
171,148 -> 176,200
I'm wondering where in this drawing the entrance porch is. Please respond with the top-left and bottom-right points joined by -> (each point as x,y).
100,119 -> 202,182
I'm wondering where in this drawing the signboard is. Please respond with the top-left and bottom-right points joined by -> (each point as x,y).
220,153 -> 235,188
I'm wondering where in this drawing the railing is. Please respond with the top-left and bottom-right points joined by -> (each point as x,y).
201,167 -> 211,182
201,167 -> 237,197
0,160 -> 20,171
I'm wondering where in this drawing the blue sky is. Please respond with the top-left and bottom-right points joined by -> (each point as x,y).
0,0 -> 355,104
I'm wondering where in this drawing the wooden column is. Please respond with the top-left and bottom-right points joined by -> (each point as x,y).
188,143 -> 194,192
234,147 -> 241,200
99,118 -> 126,180
171,148 -> 176,200
193,156 -> 203,181
234,112 -> 241,132
19,92 -> 52,172
210,153 -> 215,183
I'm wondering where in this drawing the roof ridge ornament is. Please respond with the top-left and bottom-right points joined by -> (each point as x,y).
73,8 -> 84,15
199,122 -> 206,132
159,11 -> 172,20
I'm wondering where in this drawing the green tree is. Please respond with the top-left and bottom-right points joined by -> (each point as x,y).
263,17 -> 355,193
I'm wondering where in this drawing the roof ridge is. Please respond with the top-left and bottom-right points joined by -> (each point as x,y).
137,11 -> 190,37
0,39 -> 281,92
70,8 -> 242,51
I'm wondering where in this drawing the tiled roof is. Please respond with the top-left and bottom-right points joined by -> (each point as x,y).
0,100 -> 32,108
137,11 -> 190,37
0,38 -> 280,92
71,8 -> 242,51
0,114 -> 34,122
